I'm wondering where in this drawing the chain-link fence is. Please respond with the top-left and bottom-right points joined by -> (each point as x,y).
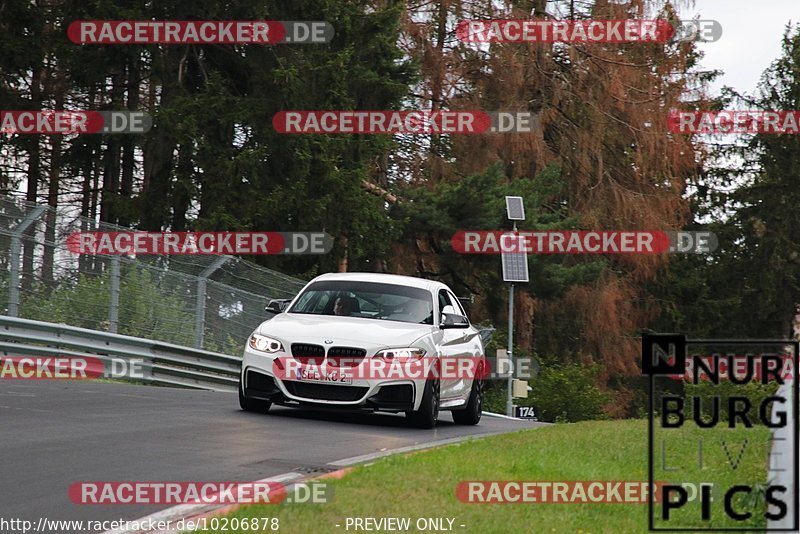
0,196 -> 307,356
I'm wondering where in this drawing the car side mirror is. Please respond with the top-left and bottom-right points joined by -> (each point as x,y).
440,305 -> 469,329
265,299 -> 291,315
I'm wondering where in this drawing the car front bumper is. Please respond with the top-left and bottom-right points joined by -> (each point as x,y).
242,350 -> 423,412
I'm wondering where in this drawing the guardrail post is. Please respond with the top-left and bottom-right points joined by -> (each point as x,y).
195,256 -> 229,349
108,256 -> 121,333
7,205 -> 47,317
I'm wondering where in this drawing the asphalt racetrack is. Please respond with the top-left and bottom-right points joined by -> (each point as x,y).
0,380 -> 539,530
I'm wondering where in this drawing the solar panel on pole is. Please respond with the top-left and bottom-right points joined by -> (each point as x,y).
501,234 -> 529,283
505,196 -> 525,221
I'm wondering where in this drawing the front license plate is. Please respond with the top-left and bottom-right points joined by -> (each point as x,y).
295,368 -> 353,385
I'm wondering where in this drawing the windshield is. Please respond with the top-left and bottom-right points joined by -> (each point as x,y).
288,280 -> 434,324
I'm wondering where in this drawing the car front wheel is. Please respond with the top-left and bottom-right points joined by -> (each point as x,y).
238,379 -> 271,413
406,378 -> 439,429
452,379 -> 482,425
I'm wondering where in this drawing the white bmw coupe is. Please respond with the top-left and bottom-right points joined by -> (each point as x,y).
239,272 -> 487,428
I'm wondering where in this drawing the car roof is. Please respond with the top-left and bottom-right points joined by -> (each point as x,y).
309,272 -> 448,293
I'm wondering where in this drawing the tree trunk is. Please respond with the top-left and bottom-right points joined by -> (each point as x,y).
515,292 -> 536,350
21,64 -> 43,295
141,80 -> 176,231
41,66 -> 67,289
141,44 -> 187,232
337,234 -> 349,272
118,57 -> 140,227
100,71 -> 123,224
172,142 -> 193,231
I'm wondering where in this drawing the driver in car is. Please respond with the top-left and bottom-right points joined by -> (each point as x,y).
406,299 -> 433,324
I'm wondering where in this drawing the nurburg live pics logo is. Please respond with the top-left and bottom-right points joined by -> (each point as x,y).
642,333 -> 799,531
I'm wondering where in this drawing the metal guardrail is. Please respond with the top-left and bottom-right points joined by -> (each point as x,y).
0,315 -> 240,391
0,312 -> 495,394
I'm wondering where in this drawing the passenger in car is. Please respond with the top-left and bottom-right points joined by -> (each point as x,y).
333,296 -> 359,316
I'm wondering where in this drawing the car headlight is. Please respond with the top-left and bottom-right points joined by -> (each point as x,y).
375,347 -> 426,360
248,334 -> 284,354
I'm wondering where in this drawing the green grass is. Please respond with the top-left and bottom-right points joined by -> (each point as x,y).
193,419 -> 772,534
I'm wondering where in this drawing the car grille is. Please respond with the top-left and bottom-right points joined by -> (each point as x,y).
282,381 -> 368,402
291,343 -> 325,365
327,347 -> 367,368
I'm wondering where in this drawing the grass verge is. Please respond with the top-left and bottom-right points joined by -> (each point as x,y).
193,419 -> 771,534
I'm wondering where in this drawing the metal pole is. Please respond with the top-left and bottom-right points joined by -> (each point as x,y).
195,279 -> 207,348
195,256 -> 229,349
7,205 -> 47,317
507,282 -> 515,416
506,219 -> 518,417
8,237 -> 22,317
108,256 -> 120,333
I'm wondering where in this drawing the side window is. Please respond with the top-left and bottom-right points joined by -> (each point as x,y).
447,291 -> 469,321
438,290 -> 451,315
438,289 -> 470,323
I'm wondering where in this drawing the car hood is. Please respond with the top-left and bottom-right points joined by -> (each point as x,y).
257,313 -> 434,349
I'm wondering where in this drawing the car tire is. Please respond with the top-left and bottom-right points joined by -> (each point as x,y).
238,379 -> 271,413
452,379 -> 482,425
406,378 -> 439,429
